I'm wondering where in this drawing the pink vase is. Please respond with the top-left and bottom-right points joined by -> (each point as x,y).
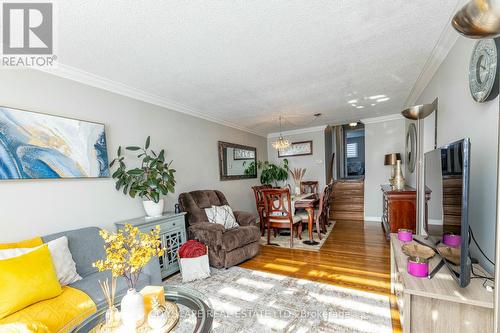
407,257 -> 429,278
397,229 -> 413,242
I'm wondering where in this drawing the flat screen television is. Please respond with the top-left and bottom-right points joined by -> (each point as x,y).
424,138 -> 471,288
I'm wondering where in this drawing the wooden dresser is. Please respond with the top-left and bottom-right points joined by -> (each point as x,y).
391,234 -> 493,332
381,185 -> 428,240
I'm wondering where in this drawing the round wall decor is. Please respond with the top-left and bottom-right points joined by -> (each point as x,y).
469,39 -> 499,102
406,123 -> 417,173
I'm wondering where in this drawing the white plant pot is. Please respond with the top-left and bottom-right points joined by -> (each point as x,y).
143,199 -> 164,217
120,288 -> 145,327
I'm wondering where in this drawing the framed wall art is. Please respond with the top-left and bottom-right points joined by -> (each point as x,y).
278,140 -> 313,158
233,147 -> 256,160
0,106 -> 109,180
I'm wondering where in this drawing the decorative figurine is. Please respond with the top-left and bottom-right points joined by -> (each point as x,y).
148,297 -> 167,329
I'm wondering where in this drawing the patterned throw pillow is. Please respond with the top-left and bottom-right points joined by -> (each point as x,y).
204,205 -> 239,230
0,236 -> 82,286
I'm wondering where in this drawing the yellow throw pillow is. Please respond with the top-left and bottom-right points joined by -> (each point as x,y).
0,321 -> 50,333
0,237 -> 43,250
0,245 -> 62,319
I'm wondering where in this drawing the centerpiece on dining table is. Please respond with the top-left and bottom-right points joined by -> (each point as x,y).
93,224 -> 165,328
289,168 -> 306,196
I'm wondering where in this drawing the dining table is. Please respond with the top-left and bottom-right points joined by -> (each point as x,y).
292,192 -> 320,245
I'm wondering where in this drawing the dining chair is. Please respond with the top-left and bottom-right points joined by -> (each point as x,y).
262,188 -> 302,248
326,181 -> 335,227
300,181 -> 319,195
251,184 -> 272,236
322,184 -> 333,231
296,185 -> 330,239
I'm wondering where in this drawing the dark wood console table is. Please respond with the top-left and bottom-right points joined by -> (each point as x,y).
381,185 -> 430,240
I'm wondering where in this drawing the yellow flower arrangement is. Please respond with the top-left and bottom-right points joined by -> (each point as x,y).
93,224 -> 165,289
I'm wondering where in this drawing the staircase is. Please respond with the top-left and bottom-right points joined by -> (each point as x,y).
330,179 -> 364,221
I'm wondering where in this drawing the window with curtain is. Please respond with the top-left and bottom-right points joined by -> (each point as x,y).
346,142 -> 358,158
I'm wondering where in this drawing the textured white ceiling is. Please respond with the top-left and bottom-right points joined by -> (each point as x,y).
54,0 -> 460,135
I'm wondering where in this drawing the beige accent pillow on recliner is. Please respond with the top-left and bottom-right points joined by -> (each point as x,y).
204,205 -> 239,230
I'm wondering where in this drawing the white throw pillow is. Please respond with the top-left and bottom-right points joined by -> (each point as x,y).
204,206 -> 216,224
0,236 -> 82,286
204,205 -> 239,230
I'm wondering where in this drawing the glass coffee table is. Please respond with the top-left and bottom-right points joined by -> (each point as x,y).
70,285 -> 213,333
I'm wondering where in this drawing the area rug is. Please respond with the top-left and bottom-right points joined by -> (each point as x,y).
165,266 -> 392,333
259,221 -> 335,251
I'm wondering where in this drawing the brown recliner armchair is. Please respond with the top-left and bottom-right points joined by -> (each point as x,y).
178,190 -> 260,269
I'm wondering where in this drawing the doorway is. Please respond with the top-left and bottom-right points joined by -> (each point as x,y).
344,123 -> 365,179
330,123 -> 365,221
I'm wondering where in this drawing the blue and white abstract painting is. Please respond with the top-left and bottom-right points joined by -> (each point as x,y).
0,107 -> 109,179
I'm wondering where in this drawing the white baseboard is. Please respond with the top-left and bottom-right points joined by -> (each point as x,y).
428,219 -> 442,225
364,216 -> 382,222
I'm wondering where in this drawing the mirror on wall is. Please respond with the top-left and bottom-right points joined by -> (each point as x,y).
218,141 -> 257,180
406,123 -> 417,173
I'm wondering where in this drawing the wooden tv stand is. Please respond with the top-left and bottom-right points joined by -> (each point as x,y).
390,234 -> 493,332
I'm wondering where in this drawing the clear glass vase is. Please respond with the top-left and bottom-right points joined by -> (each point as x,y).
104,305 -> 121,329
294,186 -> 301,196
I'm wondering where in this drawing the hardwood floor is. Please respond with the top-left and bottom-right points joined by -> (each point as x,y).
240,219 -> 402,332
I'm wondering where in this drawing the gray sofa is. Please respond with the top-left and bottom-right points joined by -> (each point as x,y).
43,227 -> 162,309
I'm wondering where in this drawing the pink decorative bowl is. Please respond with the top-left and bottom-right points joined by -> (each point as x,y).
442,233 -> 461,248
398,229 -> 413,242
407,256 -> 429,278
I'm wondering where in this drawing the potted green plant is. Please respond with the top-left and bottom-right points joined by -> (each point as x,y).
257,159 -> 289,187
109,136 -> 176,217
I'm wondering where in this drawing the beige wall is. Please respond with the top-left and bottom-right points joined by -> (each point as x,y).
413,36 -> 499,273
267,128 -> 326,190
0,69 -> 267,242
363,118 -> 406,219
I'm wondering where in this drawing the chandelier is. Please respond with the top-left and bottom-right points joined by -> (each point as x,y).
272,116 -> 290,151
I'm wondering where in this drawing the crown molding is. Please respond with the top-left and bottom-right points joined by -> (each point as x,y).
267,125 -> 327,139
404,0 -> 466,107
36,64 -> 266,137
361,114 -> 403,124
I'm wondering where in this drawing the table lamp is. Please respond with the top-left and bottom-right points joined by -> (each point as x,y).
384,153 -> 401,185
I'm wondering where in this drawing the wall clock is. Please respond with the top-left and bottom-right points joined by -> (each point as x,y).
469,39 -> 500,102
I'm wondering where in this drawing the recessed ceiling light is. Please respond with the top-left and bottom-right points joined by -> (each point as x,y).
348,99 -> 358,104
356,106 -> 364,109
369,95 -> 386,100
376,97 -> 390,102
371,103 -> 376,106
349,122 -> 358,127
